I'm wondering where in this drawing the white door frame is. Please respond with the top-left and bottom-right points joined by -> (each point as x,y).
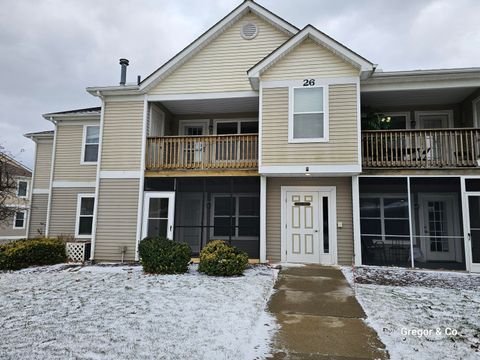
418,193 -> 462,262
178,119 -> 209,135
465,191 -> 480,273
414,110 -> 454,128
281,186 -> 337,264
142,191 -> 176,240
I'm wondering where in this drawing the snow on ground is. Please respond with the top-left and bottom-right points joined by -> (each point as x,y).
342,266 -> 480,360
0,264 -> 278,360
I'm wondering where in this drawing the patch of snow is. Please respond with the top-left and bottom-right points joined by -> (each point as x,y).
0,264 -> 278,360
342,266 -> 480,360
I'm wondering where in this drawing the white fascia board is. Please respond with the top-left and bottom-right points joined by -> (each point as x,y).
100,171 -> 142,179
248,26 -> 373,89
139,1 -> 298,93
86,85 -> 140,97
259,164 -> 361,176
361,76 -> 480,92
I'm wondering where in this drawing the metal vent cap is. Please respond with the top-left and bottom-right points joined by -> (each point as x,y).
241,22 -> 258,40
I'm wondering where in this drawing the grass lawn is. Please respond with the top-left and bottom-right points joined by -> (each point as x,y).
0,264 -> 277,360
343,266 -> 480,360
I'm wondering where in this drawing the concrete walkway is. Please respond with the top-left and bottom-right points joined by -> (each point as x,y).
267,265 -> 389,359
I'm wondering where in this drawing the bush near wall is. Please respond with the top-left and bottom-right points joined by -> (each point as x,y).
138,237 -> 191,274
198,240 -> 249,276
0,238 -> 67,271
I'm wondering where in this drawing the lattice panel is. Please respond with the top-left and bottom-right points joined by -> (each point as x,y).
66,242 -> 87,262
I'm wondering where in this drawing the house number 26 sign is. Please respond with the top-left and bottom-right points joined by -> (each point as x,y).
303,79 -> 315,86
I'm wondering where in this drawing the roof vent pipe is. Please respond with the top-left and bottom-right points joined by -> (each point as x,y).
119,58 -> 129,85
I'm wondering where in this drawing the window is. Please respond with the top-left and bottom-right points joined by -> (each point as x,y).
360,195 -> 410,242
13,211 -> 26,229
76,195 -> 95,237
214,119 -> 258,134
211,194 -> 259,239
82,125 -> 100,163
17,180 -> 28,198
289,86 -> 328,142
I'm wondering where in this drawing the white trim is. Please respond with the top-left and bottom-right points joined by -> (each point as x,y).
147,91 -> 258,102
280,186 -> 337,264
178,119 -> 210,135
288,85 -> 329,143
52,181 -> 96,188
259,84 -> 263,167
260,164 -> 361,175
352,176 -> 362,266
248,25 -> 372,89
414,110 -> 454,128
138,1 -> 298,93
13,210 -> 27,230
142,192 -> 176,240
260,176 -> 267,262
135,96 -> 149,261
26,142 -> 37,238
461,178 -> 473,272
99,171 -> 142,179
406,177 -> 415,268
80,124 -> 100,165
75,193 -> 95,238
212,118 -> 257,134
0,236 -> 26,240
356,81 -> 362,166
32,188 -> 50,194
90,99 -> 106,260
16,179 -> 29,199
45,123 -> 57,237
473,96 -> 480,128
261,77 -> 359,89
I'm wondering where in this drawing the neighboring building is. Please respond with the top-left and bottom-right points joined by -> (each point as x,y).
25,1 -> 480,272
0,153 -> 32,241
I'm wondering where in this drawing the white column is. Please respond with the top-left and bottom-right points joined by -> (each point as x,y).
460,177 -> 472,272
260,175 -> 267,263
352,176 -> 362,266
407,176 -> 415,268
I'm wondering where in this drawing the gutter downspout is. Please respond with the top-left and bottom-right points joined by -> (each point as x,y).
45,118 -> 57,237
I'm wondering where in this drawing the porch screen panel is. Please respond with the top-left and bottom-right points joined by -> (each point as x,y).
468,196 -> 480,263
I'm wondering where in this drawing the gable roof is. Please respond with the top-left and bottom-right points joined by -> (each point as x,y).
87,0 -> 299,96
42,106 -> 101,121
0,153 -> 32,177
247,25 -> 375,89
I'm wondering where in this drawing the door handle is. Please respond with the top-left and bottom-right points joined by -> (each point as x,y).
314,230 -> 319,233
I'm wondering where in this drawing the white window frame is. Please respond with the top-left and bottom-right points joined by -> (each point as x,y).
13,210 -> 26,229
382,112 -> 411,129
288,85 -> 329,143
16,179 -> 29,198
359,193 -> 410,244
213,118 -> 258,134
75,194 -> 95,238
178,119 -> 209,135
210,193 -> 260,240
414,110 -> 454,129
81,125 -> 100,165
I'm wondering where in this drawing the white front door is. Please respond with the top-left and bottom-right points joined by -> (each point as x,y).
142,192 -> 175,240
419,194 -> 461,262
466,194 -> 480,272
283,187 -> 336,264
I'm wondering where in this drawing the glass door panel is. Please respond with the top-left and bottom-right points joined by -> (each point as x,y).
143,192 -> 175,240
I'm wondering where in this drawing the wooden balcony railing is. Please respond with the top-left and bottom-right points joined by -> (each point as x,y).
362,128 -> 480,168
146,134 -> 258,171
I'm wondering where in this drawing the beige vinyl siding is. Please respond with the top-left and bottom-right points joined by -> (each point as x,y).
101,101 -> 144,171
262,38 -> 359,80
266,177 -> 353,265
94,179 -> 139,261
49,187 -> 94,238
149,12 -> 290,95
54,125 -> 97,181
262,84 -> 358,165
28,194 -> 48,238
33,141 -> 53,189
0,213 -> 27,238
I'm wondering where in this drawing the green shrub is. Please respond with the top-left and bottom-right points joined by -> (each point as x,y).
198,240 -> 248,276
138,237 -> 191,274
0,238 -> 67,271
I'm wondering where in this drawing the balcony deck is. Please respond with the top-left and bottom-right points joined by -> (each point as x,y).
146,134 -> 258,174
362,128 -> 480,169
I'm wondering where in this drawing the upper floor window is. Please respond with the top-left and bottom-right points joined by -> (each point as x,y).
289,86 -> 328,143
82,125 -> 100,164
17,180 -> 28,198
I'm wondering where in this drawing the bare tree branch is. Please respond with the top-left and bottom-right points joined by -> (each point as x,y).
0,146 -> 23,225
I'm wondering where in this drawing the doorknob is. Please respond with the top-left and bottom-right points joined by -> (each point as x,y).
314,230 -> 318,233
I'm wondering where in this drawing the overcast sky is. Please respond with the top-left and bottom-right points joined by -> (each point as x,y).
1,0 -> 480,169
